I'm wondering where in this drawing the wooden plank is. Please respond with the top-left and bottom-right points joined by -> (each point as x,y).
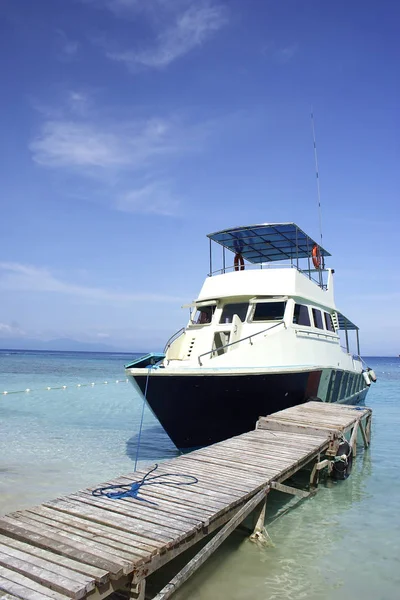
82,476 -> 243,511
75,484 -> 204,528
154,461 -> 259,495
109,480 -> 218,517
247,429 -> 327,448
359,419 -> 369,448
55,496 -> 196,549
20,510 -> 151,562
0,551 -> 88,600
152,488 -> 269,600
175,455 -> 272,484
181,453 -> 274,477
43,498 -> 177,546
199,438 -> 304,461
349,421 -> 359,457
157,460 -> 265,496
0,568 -> 70,600
108,477 -> 227,512
0,545 -> 94,594
221,435 -> 321,456
207,441 -> 306,465
0,536 -> 108,585
194,447 -> 294,473
257,417 -> 337,437
270,482 -> 310,499
6,514 -> 142,566
94,477 -> 216,519
99,471 -> 238,506
0,519 -> 127,578
59,494 -> 190,537
26,506 -> 165,554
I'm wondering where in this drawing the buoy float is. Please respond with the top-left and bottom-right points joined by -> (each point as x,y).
234,253 -> 245,271
312,244 -> 321,269
362,371 -> 371,386
367,369 -> 377,383
332,439 -> 353,480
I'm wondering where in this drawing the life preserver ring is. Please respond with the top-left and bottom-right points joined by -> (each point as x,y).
312,244 -> 321,269
234,253 -> 244,271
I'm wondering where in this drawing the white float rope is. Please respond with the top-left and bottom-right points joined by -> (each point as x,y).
2,379 -> 129,396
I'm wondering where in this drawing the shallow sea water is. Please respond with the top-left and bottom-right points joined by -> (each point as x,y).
0,352 -> 399,599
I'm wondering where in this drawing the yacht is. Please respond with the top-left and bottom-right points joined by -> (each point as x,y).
126,223 -> 375,449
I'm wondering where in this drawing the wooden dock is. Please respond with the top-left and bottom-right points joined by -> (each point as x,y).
0,401 -> 372,600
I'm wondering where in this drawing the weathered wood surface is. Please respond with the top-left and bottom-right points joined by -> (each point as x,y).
0,401 -> 371,600
257,401 -> 371,437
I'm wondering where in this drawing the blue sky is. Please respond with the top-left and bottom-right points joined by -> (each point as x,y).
0,0 -> 398,354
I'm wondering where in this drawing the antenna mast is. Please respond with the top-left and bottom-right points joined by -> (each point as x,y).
310,111 -> 324,253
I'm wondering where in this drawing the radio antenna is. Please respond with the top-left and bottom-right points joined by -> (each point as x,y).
310,110 -> 324,250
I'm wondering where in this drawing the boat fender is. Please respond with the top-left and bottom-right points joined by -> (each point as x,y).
362,371 -> 371,387
367,368 -> 377,383
332,439 -> 353,480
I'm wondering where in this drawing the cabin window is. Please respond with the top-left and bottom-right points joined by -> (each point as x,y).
312,308 -> 324,329
324,312 -> 335,332
293,304 -> 311,326
252,301 -> 286,322
220,303 -> 249,324
192,305 -> 215,325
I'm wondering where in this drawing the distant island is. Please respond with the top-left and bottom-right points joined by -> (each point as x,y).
0,337 -> 130,353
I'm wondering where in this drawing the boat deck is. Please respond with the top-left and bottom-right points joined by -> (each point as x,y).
0,401 -> 372,600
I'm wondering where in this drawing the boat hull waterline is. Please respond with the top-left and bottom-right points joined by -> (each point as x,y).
129,369 -> 369,449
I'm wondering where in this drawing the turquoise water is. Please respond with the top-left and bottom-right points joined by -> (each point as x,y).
0,352 -> 399,599
0,350 -> 178,514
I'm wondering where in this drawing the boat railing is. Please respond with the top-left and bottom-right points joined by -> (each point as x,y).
197,320 -> 285,366
209,262 -> 327,288
163,327 -> 185,353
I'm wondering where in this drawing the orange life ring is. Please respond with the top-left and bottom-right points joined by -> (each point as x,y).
234,253 -> 245,271
312,244 -> 321,269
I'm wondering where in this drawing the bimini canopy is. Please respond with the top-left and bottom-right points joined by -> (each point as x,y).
207,223 -> 331,264
337,313 -> 358,331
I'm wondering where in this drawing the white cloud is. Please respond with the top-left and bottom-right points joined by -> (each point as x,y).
276,44 -> 298,63
0,322 -> 25,336
56,30 -> 80,60
104,2 -> 228,69
67,91 -> 90,115
29,117 -> 180,169
0,262 -> 183,303
117,181 -> 180,216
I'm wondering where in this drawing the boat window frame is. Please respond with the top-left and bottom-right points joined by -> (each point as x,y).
249,299 -> 288,323
311,308 -> 325,330
219,302 -> 250,324
189,302 -> 217,327
324,312 -> 335,332
293,303 -> 312,327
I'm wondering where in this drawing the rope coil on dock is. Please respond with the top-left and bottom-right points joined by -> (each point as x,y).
92,463 -> 199,505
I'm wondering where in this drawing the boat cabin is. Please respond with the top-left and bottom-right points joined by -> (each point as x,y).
164,224 -> 361,366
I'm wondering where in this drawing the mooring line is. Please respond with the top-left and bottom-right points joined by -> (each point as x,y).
1,379 -> 129,396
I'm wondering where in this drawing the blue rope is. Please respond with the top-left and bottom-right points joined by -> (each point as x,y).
134,367 -> 151,471
92,464 -> 198,505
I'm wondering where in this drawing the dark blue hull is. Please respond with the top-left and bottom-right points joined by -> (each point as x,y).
132,370 -> 322,449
